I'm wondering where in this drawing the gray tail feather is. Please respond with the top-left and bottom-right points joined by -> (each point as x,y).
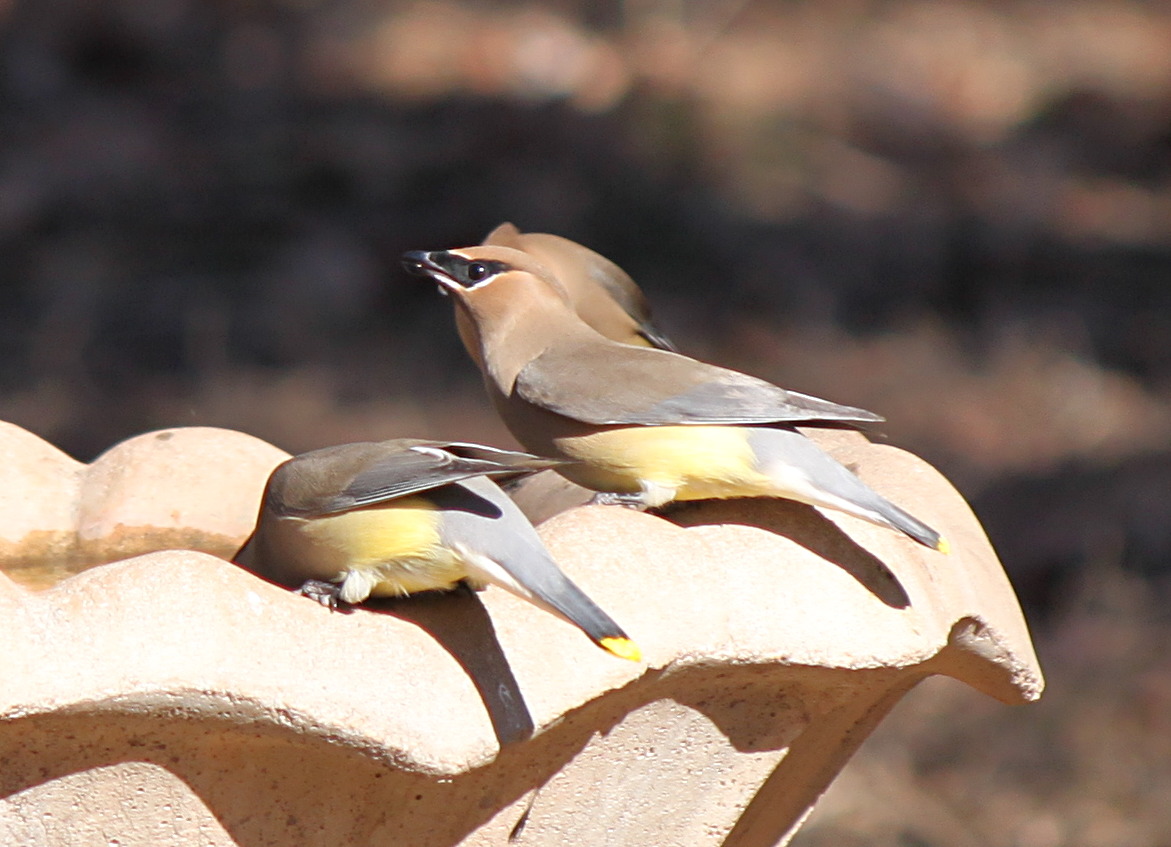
751,426 -> 945,551
531,570 -> 630,646
876,500 -> 944,551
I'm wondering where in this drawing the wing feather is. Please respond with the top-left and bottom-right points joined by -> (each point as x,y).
269,440 -> 561,517
514,344 -> 883,427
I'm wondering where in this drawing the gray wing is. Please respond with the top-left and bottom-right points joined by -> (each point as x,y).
514,343 -> 884,427
271,440 -> 562,517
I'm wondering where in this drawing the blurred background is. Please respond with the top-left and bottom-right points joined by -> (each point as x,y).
2,0 -> 1170,842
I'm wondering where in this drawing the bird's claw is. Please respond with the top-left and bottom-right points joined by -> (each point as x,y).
297,579 -> 344,611
590,491 -> 650,510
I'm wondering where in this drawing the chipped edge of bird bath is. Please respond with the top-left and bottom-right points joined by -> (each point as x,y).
0,422 -> 1044,846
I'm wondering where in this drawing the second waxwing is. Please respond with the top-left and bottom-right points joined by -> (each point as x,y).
481,223 -> 677,351
235,438 -> 641,662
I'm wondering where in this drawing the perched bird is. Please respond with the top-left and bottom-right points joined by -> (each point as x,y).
477,223 -> 678,522
234,438 -> 641,661
403,247 -> 948,553
479,222 -> 677,351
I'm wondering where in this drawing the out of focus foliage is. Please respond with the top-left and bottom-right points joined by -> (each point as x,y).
5,0 -> 1171,601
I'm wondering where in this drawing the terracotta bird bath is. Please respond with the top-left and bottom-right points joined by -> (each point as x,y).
0,421 -> 1042,846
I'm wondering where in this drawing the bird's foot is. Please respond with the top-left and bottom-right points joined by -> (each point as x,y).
297,579 -> 347,611
590,491 -> 650,510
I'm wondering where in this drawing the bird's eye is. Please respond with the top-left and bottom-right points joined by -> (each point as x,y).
466,262 -> 489,283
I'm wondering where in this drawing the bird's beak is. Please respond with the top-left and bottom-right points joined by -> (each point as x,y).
402,250 -> 458,297
401,250 -> 438,277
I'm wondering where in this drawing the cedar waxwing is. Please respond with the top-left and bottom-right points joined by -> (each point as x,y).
402,248 -> 948,554
234,438 -> 641,662
480,223 -> 677,351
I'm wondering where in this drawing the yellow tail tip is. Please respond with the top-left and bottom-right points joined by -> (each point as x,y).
600,637 -> 643,663
936,536 -> 951,555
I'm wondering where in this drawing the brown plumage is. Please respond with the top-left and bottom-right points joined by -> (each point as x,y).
480,223 -> 677,350
403,246 -> 948,553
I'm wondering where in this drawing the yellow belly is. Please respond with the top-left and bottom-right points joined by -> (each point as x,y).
293,497 -> 467,596
553,425 -> 775,500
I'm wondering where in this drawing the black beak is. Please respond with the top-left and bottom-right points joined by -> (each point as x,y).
402,249 -> 459,298
401,250 -> 436,277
